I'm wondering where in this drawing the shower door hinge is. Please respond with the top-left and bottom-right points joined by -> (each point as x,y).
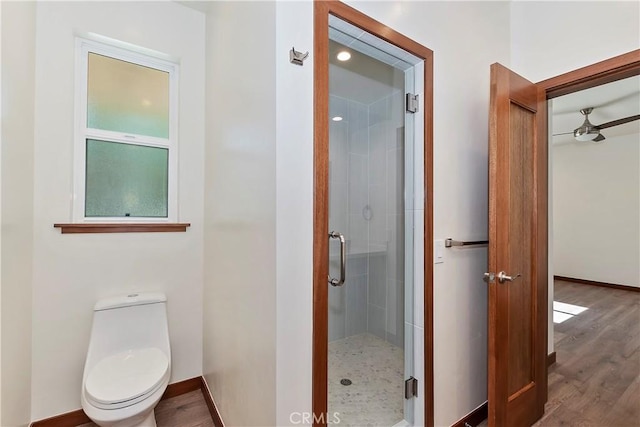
406,93 -> 419,113
405,376 -> 418,399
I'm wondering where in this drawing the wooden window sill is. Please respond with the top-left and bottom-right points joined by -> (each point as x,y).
53,223 -> 190,234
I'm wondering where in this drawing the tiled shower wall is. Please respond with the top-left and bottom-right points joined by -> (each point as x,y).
328,90 -> 405,348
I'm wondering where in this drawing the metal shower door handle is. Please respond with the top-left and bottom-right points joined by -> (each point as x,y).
328,231 -> 346,287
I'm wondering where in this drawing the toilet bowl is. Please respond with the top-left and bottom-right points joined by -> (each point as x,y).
82,293 -> 171,427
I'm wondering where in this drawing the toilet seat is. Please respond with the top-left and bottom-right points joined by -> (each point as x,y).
85,347 -> 169,410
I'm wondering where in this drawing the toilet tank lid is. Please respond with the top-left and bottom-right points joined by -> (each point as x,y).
94,292 -> 167,311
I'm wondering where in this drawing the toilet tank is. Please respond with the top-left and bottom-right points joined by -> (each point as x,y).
87,292 -> 170,363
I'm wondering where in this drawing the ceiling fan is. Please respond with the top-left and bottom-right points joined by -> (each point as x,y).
554,107 -> 640,143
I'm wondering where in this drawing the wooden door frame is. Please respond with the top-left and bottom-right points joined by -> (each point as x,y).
537,50 -> 640,98
312,2 -> 434,426
535,48 -> 639,397
537,51 -> 640,331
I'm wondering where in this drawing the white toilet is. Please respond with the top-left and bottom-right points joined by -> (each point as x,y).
81,292 -> 171,427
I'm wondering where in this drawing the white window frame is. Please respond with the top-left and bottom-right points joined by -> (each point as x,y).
74,37 -> 179,223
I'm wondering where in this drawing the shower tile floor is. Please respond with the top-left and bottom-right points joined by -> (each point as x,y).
328,333 -> 404,427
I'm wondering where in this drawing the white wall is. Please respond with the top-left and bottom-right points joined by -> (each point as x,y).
30,2 -> 205,420
0,3 -> 2,419
510,0 -> 640,357
552,135 -> 640,287
547,108 -> 556,355
0,2 -> 2,419
1,2 -> 36,425
203,2 -> 277,425
274,2 -> 314,425
510,1 -> 640,83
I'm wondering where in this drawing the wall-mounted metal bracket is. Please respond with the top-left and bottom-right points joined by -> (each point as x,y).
290,47 -> 309,66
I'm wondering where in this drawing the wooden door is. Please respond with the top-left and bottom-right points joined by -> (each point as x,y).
488,63 -> 548,426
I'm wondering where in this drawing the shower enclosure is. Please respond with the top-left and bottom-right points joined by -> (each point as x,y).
326,16 -> 422,426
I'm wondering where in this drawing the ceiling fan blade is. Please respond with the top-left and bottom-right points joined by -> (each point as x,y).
552,132 -> 574,136
592,134 -> 606,142
596,114 -> 640,129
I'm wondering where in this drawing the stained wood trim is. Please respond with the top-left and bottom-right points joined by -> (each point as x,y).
30,410 -> 91,427
451,401 -> 488,427
313,2 -> 434,427
312,2 -> 330,421
30,376 -> 204,427
535,78 -> 550,418
200,377 -> 225,427
547,352 -> 556,367
554,275 -> 640,293
423,36 -> 436,427
53,223 -> 190,234
160,376 -> 202,399
538,49 -> 640,99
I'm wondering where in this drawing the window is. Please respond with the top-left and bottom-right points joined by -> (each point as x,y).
74,38 -> 178,222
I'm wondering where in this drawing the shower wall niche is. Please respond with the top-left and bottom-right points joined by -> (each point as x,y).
328,79 -> 406,348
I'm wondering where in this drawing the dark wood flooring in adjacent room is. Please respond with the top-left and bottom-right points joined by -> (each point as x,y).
79,390 -> 214,427
481,279 -> 640,427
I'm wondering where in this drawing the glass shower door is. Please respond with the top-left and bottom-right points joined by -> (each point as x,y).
326,16 -> 419,426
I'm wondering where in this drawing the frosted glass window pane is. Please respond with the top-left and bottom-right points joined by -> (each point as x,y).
88,53 -> 169,138
85,139 -> 168,217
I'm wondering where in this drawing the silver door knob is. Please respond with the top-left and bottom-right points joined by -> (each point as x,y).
483,272 -> 495,283
497,271 -> 521,283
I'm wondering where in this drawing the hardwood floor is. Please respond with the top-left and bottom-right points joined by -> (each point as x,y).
79,390 -> 214,427
480,279 -> 640,427
533,280 -> 640,427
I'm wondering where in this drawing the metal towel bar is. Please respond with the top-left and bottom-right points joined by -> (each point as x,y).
445,238 -> 488,248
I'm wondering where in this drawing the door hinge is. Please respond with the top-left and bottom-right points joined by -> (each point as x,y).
405,376 -> 418,399
406,93 -> 419,113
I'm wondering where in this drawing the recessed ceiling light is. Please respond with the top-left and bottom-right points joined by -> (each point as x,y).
337,51 -> 351,61
332,116 -> 343,122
